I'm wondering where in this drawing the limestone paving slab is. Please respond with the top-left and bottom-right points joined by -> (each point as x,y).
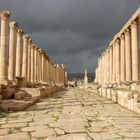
0,88 -> 140,139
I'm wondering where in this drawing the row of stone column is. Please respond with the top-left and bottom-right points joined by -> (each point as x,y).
0,11 -> 67,86
95,15 -> 139,84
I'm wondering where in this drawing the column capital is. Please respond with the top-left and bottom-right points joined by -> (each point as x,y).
34,45 -> 39,50
0,11 -> 10,20
17,29 -> 24,35
120,34 -> 125,39
31,44 -> 35,49
131,20 -> 138,27
28,38 -> 32,44
23,34 -> 29,40
115,39 -> 120,45
9,21 -> 18,28
124,28 -> 130,35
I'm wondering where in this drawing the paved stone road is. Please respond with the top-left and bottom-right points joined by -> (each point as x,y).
0,87 -> 140,140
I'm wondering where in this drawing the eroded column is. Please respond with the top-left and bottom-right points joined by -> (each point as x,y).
112,43 -> 116,83
22,34 -> 29,82
120,34 -> 125,82
125,28 -> 131,81
27,38 -> 32,82
8,21 -> 17,80
0,11 -> 10,84
115,39 -> 120,83
109,46 -> 113,83
131,21 -> 139,81
15,29 -> 24,77
31,44 -> 35,83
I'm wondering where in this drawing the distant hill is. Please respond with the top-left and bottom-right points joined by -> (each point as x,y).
68,73 -> 95,82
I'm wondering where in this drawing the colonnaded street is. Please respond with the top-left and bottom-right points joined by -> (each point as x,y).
0,87 -> 140,140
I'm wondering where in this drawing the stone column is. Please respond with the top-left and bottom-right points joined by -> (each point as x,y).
131,21 -> 139,81
36,49 -> 39,82
8,21 -> 17,80
65,71 -> 68,85
104,52 -> 107,84
37,49 -> 42,82
102,53 -> 106,84
115,39 -> 120,83
112,43 -> 116,83
41,52 -> 44,82
34,46 -> 38,82
109,46 -> 113,83
15,29 -> 24,77
120,34 -> 125,82
124,28 -> 131,81
106,49 -> 110,83
100,56 -> 103,84
0,11 -> 10,84
22,34 -> 29,82
97,58 -> 100,83
31,44 -> 35,83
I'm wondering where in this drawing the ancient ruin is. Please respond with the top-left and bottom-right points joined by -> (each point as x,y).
93,6 -> 140,113
1,4 -> 140,140
0,11 -> 68,111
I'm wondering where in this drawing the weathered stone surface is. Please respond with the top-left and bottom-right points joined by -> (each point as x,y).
0,88 -> 16,99
0,87 -> 140,139
14,91 -> 31,100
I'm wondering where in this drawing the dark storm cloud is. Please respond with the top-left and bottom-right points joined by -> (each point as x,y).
0,0 -> 139,73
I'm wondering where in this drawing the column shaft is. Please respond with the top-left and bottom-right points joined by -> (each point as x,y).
22,35 -> 29,82
15,29 -> 24,77
0,11 -> 10,84
120,34 -> 125,82
131,21 -> 139,81
115,39 -> 120,83
31,45 -> 35,82
8,21 -> 17,80
125,28 -> 131,81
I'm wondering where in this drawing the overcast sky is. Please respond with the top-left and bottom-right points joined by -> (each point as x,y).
0,0 -> 139,73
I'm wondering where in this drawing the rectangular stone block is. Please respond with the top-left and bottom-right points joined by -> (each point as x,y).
102,88 -> 107,97
106,88 -> 111,99
111,90 -> 118,103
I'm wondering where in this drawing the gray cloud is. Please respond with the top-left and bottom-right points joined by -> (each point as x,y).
0,0 -> 139,73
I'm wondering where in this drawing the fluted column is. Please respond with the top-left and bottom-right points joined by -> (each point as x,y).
8,21 -> 17,80
31,44 -> 35,83
120,34 -> 125,82
115,39 -> 120,83
124,28 -> 131,81
27,38 -> 32,82
15,29 -> 24,77
22,34 -> 29,82
131,21 -> 139,81
0,11 -> 10,84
